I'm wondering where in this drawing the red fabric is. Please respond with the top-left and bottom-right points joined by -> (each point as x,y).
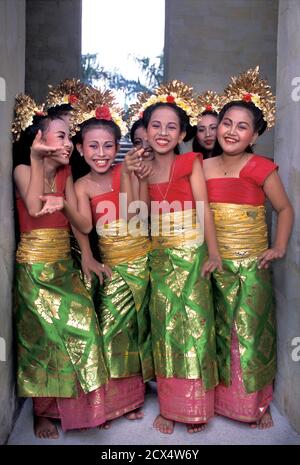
33,384 -> 106,431
157,376 -> 214,424
16,165 -> 71,233
207,154 -> 278,206
104,376 -> 145,421
215,327 -> 273,422
148,152 -> 203,209
90,163 -> 122,225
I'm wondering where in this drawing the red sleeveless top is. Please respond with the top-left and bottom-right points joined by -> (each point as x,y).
148,152 -> 202,209
206,155 -> 278,206
16,165 -> 71,233
90,163 -> 122,226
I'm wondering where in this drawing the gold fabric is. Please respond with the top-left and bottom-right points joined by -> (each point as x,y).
16,228 -> 71,263
151,209 -> 204,249
210,203 -> 268,259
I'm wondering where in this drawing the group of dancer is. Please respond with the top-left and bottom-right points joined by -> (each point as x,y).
12,66 -> 294,439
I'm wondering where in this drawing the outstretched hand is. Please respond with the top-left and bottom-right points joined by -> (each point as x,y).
30,130 -> 65,160
35,195 -> 64,216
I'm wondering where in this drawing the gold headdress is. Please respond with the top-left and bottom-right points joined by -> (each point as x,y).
128,80 -> 199,126
70,86 -> 127,136
45,78 -> 90,110
196,90 -> 226,117
12,94 -> 47,141
224,66 -> 276,128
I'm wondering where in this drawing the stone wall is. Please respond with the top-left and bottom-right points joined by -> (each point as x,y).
273,0 -> 300,434
0,0 -> 26,445
25,0 -> 82,101
164,0 -> 278,156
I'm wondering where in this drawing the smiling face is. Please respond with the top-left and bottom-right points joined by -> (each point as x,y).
78,126 -> 118,173
196,114 -> 218,150
217,106 -> 258,155
132,125 -> 154,160
42,118 -> 73,165
146,106 -> 186,156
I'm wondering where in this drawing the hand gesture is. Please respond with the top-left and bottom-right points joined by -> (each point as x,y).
136,160 -> 154,180
81,254 -> 112,285
201,254 -> 223,279
35,195 -> 64,216
258,247 -> 285,269
123,147 -> 144,174
30,130 -> 64,160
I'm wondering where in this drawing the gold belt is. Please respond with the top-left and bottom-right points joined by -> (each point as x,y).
151,209 -> 204,249
16,228 -> 71,263
98,219 -> 150,266
210,202 -> 268,259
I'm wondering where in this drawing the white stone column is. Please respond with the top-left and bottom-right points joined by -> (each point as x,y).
0,0 -> 26,444
273,0 -> 300,434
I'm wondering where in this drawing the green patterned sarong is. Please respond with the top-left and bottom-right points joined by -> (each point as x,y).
149,243 -> 218,391
15,258 -> 108,398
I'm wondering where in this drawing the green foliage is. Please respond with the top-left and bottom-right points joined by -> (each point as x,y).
81,52 -> 164,101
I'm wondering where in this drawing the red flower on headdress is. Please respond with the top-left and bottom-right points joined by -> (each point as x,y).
35,110 -> 46,117
95,105 -> 112,120
139,111 -> 144,119
243,93 -> 252,103
166,95 -> 175,103
68,94 -> 78,105
205,104 -> 213,112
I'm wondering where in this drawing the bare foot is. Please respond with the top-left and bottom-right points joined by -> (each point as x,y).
124,408 -> 144,420
34,416 -> 59,439
249,407 -> 273,429
97,421 -> 111,430
186,423 -> 206,433
153,414 -> 174,434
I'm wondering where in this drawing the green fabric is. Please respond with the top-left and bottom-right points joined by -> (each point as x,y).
95,254 -> 154,382
149,243 -> 218,391
212,257 -> 276,393
15,259 -> 108,398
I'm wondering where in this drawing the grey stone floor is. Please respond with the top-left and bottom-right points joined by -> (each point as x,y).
8,383 -> 300,446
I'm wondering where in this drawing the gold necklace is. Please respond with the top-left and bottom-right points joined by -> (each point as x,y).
156,159 -> 176,203
219,153 -> 248,176
44,176 -> 56,192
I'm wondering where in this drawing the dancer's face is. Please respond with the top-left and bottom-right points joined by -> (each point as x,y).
42,118 -> 73,165
146,107 -> 186,155
196,114 -> 218,150
132,126 -> 154,160
217,107 -> 258,155
78,127 -> 118,173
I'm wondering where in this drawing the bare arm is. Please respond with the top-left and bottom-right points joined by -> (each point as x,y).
190,158 -> 222,276
64,175 -> 92,233
258,170 -> 294,268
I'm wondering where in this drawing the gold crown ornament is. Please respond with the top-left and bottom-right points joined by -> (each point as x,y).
12,94 -> 47,141
224,66 -> 276,128
128,80 -> 199,127
70,86 -> 127,137
196,90 -> 226,117
45,78 -> 91,110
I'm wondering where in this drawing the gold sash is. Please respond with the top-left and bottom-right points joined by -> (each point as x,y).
151,209 -> 204,249
210,202 -> 268,259
16,228 -> 71,263
98,219 -> 151,266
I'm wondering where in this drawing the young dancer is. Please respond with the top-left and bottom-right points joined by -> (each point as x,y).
203,67 -> 294,429
135,81 -> 222,434
71,87 -> 153,424
12,94 -> 108,438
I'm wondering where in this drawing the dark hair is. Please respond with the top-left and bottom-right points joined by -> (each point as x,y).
46,103 -> 72,118
142,102 -> 191,155
13,114 -> 65,169
218,101 -> 267,152
130,119 -> 144,143
76,118 -> 121,144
